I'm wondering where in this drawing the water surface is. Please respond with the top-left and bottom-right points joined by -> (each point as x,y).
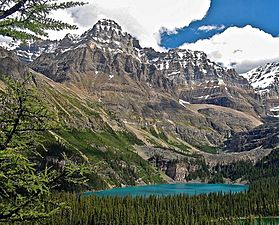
85,183 -> 248,197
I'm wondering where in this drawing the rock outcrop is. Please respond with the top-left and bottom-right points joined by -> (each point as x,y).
0,47 -> 28,79
225,117 -> 279,152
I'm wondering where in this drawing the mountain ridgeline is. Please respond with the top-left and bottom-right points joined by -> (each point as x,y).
1,19 -> 279,188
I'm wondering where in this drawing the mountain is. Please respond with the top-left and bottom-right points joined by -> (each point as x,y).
0,46 -> 28,79
0,19 -> 275,187
0,19 -> 140,64
241,62 -> 279,116
27,20 -> 263,114
241,62 -> 279,94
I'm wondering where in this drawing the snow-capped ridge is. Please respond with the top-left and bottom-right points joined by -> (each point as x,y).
0,18 -> 239,87
241,62 -> 279,92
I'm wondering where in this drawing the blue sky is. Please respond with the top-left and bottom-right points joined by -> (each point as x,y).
161,0 -> 279,49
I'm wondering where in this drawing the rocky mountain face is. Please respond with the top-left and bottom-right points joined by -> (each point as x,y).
241,62 -> 279,94
225,117 -> 279,152
0,47 -> 28,79
144,48 -> 262,115
0,19 -> 264,148
0,39 -> 60,63
241,62 -> 279,117
1,19 -> 277,185
13,19 -> 260,115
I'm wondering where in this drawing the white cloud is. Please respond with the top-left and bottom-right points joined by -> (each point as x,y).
198,24 -> 225,32
47,8 -> 88,40
0,35 -> 12,43
49,0 -> 211,50
181,25 -> 279,73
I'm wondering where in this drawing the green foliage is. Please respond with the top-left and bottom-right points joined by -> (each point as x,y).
185,158 -> 210,182
194,144 -> 220,154
0,148 -> 55,222
0,78 -> 57,151
0,0 -> 86,41
147,126 -> 190,152
0,78 -> 88,222
168,141 -> 190,152
214,148 -> 279,182
185,148 -> 279,184
119,131 -> 145,146
209,173 -> 224,184
56,128 -> 163,187
149,126 -> 159,138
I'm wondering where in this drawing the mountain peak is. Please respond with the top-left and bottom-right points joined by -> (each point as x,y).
94,19 -> 123,31
79,18 -> 141,49
241,62 -> 279,93
83,18 -> 126,39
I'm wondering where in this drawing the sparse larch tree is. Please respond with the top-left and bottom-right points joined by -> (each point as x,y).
0,79 -> 88,222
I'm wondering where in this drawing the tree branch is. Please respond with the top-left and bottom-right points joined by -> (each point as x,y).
0,170 -> 67,221
0,96 -> 23,150
0,191 -> 40,220
0,0 -> 29,20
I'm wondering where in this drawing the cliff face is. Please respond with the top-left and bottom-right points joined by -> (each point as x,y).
165,163 -> 188,182
225,118 -> 279,152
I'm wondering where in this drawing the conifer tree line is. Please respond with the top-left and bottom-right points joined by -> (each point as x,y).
10,176 -> 278,225
185,148 -> 279,183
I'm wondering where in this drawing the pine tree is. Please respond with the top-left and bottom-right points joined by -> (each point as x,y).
0,0 -> 86,40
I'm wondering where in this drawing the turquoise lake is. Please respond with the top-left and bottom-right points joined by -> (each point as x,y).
86,183 -> 248,197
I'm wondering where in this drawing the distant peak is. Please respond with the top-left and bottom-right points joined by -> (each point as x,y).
241,61 -> 279,91
81,18 -> 127,40
171,48 -> 207,57
79,18 -> 143,49
97,18 -> 121,26
93,19 -> 123,32
64,33 -> 80,40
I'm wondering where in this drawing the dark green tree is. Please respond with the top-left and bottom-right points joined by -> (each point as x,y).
0,0 -> 86,40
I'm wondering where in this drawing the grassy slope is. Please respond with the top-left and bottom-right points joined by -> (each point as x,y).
36,75 -> 165,190
15,73 -> 265,189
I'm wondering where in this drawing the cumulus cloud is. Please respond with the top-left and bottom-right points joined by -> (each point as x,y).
49,0 -> 211,50
181,25 -> 279,73
198,24 -> 225,32
47,8 -> 88,40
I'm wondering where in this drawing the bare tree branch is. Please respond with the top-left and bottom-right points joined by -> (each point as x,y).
0,0 -> 29,20
0,96 -> 23,150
